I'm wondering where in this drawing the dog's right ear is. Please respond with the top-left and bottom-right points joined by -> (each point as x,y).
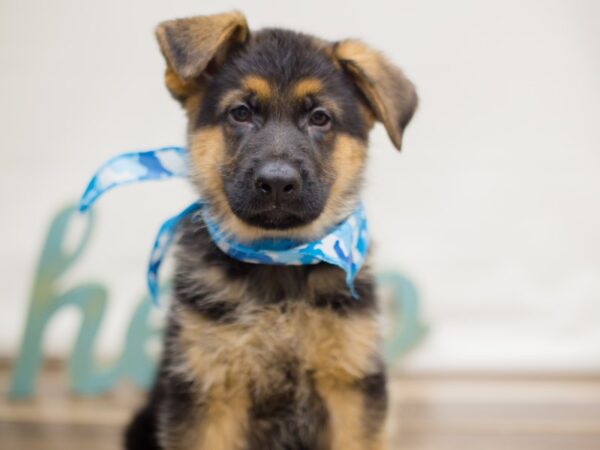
155,11 -> 249,102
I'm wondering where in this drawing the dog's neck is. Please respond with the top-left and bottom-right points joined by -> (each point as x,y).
173,213 -> 375,315
162,199 -> 369,300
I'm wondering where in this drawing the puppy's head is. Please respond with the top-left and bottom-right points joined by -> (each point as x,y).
156,11 -> 417,241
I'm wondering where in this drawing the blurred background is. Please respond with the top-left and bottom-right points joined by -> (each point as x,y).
1,0 -> 599,449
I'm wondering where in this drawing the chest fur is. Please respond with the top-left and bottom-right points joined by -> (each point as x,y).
176,302 -> 381,395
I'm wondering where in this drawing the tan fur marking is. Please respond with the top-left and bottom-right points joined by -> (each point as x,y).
326,134 -> 367,215
291,78 -> 343,117
179,305 -> 380,382
217,89 -> 244,114
304,310 -> 380,383
241,75 -> 272,100
188,125 -> 232,221
193,393 -> 248,450
164,68 -> 193,101
184,92 -> 204,119
292,77 -> 323,98
318,386 -> 366,450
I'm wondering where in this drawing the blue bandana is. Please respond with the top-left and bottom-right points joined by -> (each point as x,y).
79,147 -> 369,305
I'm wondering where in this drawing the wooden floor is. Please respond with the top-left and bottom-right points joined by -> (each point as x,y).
1,369 -> 600,449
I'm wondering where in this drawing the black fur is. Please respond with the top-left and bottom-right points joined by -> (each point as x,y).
125,403 -> 161,450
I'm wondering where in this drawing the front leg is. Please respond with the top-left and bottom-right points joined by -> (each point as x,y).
303,302 -> 388,450
156,374 -> 250,450
158,313 -> 251,450
190,391 -> 249,450
316,372 -> 388,450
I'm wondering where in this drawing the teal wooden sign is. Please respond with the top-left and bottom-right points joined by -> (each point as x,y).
9,204 -> 426,399
10,205 -> 160,398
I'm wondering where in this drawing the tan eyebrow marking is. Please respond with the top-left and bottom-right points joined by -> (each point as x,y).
218,89 -> 245,113
292,78 -> 343,118
292,78 -> 323,98
241,75 -> 272,100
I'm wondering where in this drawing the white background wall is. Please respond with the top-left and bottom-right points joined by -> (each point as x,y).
1,0 -> 599,373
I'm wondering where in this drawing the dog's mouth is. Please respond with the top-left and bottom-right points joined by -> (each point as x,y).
243,206 -> 311,230
222,190 -> 326,231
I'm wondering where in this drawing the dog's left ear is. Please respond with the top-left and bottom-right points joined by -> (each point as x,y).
155,11 -> 249,101
334,40 -> 418,150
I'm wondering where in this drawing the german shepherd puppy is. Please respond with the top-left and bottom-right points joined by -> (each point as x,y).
125,11 -> 417,450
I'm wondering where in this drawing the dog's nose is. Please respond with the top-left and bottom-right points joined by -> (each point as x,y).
254,162 -> 301,198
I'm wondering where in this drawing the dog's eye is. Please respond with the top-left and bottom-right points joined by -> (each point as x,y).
309,109 -> 331,128
230,105 -> 251,122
